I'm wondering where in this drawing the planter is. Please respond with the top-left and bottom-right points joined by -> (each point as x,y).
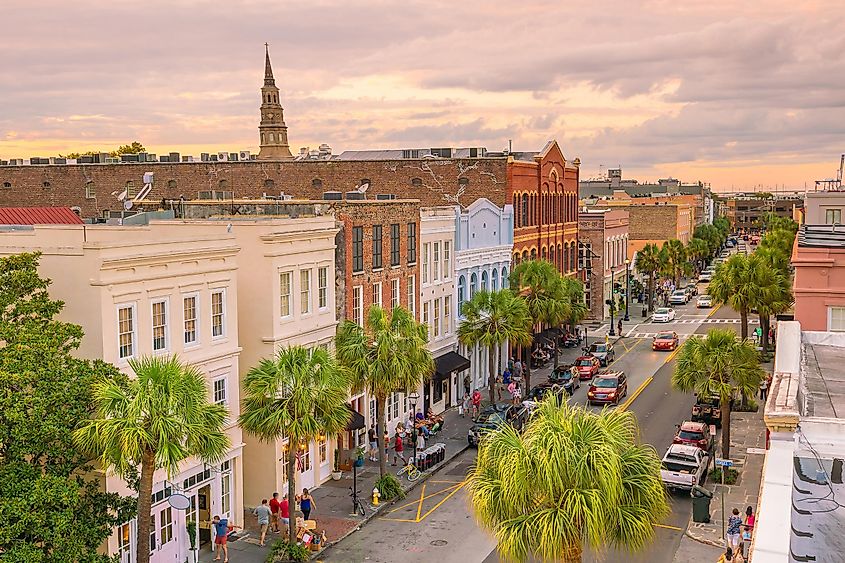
331,471 -> 342,481
353,457 -> 364,468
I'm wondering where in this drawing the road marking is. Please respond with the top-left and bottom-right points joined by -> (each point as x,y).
655,523 -> 684,531
415,483 -> 426,521
619,376 -> 653,412
382,481 -> 467,523
707,303 -> 722,318
611,338 -> 642,363
417,481 -> 467,522
663,346 -> 682,364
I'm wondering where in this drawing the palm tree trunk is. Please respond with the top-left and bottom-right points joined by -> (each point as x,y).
376,395 -> 388,478
136,450 -> 155,563
561,543 -> 583,563
488,345 -> 496,404
721,395 -> 732,461
740,310 -> 748,341
287,444 -> 297,543
648,272 -> 655,314
759,314 -> 769,355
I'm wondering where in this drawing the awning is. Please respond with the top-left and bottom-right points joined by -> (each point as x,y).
345,405 -> 365,431
433,351 -> 471,383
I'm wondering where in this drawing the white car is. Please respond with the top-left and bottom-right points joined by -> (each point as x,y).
698,272 -> 712,283
696,295 -> 713,308
653,307 -> 676,323
669,290 -> 688,305
660,444 -> 709,492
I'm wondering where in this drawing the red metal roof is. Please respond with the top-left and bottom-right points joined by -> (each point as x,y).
0,207 -> 83,225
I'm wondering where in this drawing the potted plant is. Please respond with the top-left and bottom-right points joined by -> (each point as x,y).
186,520 -> 198,563
331,448 -> 342,480
353,446 -> 366,468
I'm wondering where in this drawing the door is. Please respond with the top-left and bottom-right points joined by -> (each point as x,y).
151,504 -> 180,562
197,485 -> 211,546
117,521 -> 134,563
298,443 -> 315,491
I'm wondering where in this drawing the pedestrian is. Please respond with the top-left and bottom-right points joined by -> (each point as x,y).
759,376 -> 769,401
212,515 -> 238,562
368,425 -> 378,461
392,432 -> 406,466
507,356 -> 514,373
726,508 -> 742,552
253,498 -> 272,547
269,492 -> 281,532
768,326 -> 774,345
459,391 -> 468,417
463,374 -> 471,396
617,318 -> 623,336
298,488 -> 315,521
416,427 -> 426,452
279,494 -> 290,528
494,372 -> 502,401
471,389 -> 482,419
742,506 -> 755,545
513,359 -> 523,383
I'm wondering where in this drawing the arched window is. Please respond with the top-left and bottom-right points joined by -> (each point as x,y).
558,243 -> 563,269
530,248 -> 537,260
521,194 -> 528,227
513,252 -> 520,265
2,182 -> 11,189
522,250 -> 529,262
570,242 -> 577,272
42,181 -> 51,188
563,245 -> 569,272
218,179 -> 229,190
541,246 -> 547,261
502,267 -> 509,288
312,179 -> 323,189
549,245 -> 555,266
492,269 -> 499,291
470,273 -> 478,298
167,179 -> 177,189
458,275 -> 466,314
411,178 -> 422,187
264,179 -> 275,189
481,271 -> 488,291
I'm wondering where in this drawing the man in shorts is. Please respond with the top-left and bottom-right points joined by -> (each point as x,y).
253,499 -> 272,546
269,492 -> 281,532
368,425 -> 378,461
212,515 -> 233,562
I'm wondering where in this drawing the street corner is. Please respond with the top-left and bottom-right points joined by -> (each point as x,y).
382,479 -> 469,524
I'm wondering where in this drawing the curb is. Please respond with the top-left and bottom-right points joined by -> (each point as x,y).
684,526 -> 725,549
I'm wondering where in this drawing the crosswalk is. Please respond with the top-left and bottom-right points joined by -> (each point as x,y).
664,318 -> 759,324
628,332 -> 703,339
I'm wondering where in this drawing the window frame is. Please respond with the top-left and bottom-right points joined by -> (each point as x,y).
391,278 -> 400,309
433,297 -> 441,338
829,306 -> 845,332
422,242 -> 430,284
183,293 -> 199,347
300,269 -> 312,315
826,208 -> 842,224
352,226 -> 364,273
318,266 -> 328,310
85,181 -> 95,199
444,295 -> 451,334
390,223 -> 400,267
407,223 -> 417,264
372,224 -> 383,270
117,303 -> 137,361
151,298 -> 169,353
407,276 -> 416,317
372,281 -> 382,309
422,301 -> 431,338
280,271 -> 292,318
211,289 -> 226,339
443,241 -> 451,278
433,242 -> 440,281
160,506 -> 173,545
352,285 -> 364,326
213,375 -> 228,407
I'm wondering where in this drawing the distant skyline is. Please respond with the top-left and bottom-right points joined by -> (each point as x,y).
1,0 -> 843,192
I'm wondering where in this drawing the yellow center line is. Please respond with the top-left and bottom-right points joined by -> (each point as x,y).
415,483 -> 426,521
655,523 -> 684,531
707,303 -> 722,318
417,481 -> 467,523
385,482 -> 465,514
619,376 -> 653,412
611,337 -> 642,363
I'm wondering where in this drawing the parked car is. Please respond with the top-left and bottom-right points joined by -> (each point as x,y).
548,367 -> 581,394
691,394 -> 724,427
725,240 -> 734,248
660,444 -> 709,492
685,283 -> 698,297
587,371 -> 628,405
571,355 -> 602,379
585,342 -> 615,366
468,403 -> 528,446
698,271 -> 713,283
652,331 -> 679,351
525,382 -> 567,403
669,290 -> 688,305
696,294 -> 713,308
653,307 -> 676,323
673,421 -> 714,452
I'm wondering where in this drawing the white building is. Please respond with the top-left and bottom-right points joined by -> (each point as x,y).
454,199 -> 514,395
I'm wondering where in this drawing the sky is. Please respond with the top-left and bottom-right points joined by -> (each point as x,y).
1,0 -> 843,192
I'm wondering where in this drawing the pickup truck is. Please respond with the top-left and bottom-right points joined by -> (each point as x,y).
660,444 -> 709,492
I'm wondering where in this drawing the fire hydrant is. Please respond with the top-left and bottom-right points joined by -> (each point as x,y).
372,487 -> 380,506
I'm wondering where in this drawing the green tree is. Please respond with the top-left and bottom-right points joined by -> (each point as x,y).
468,398 -> 669,563
713,217 -> 731,237
635,243 -> 665,313
708,253 -> 779,340
686,238 -> 710,273
672,329 -> 765,459
239,346 -> 352,542
457,290 -> 533,403
75,356 -> 231,563
335,306 -> 433,478
661,239 -> 687,288
113,141 -> 146,156
0,253 -> 135,563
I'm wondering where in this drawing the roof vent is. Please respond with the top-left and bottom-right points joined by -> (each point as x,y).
345,192 -> 365,200
322,191 -> 342,201
376,194 -> 396,200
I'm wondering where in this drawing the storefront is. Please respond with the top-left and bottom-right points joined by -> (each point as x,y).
425,351 -> 470,414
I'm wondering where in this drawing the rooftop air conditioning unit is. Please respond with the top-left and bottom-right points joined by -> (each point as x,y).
239,151 -> 250,161
217,152 -> 229,162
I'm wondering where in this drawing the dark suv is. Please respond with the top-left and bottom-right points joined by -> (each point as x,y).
691,395 -> 726,427
467,403 -> 528,447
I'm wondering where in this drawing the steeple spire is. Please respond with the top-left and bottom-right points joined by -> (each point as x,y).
258,44 -> 293,160
264,42 -> 275,85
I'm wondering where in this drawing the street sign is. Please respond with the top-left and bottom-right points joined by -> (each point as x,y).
715,458 -> 733,467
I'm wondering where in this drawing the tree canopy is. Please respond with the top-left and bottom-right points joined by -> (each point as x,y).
61,141 -> 146,159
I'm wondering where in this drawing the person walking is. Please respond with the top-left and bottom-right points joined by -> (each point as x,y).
617,317 -> 623,337
269,492 -> 281,533
759,376 -> 769,401
726,508 -> 743,552
416,427 -> 426,453
299,488 -> 315,521
253,499 -> 272,547
471,389 -> 482,419
367,425 -> 378,461
513,359 -> 523,385
463,374 -> 471,396
460,391 -> 470,417
212,515 -> 238,562
279,494 -> 290,528
392,432 -> 406,466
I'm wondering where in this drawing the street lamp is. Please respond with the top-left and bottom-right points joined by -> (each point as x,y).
624,258 -> 631,322
408,392 -> 420,463
608,266 -> 617,336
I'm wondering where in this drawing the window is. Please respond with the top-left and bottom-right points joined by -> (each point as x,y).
312,178 -> 323,189
220,461 -> 231,515
117,304 -> 135,360
126,180 -> 136,198
319,436 -> 328,464
470,273 -> 477,297
183,295 -> 198,346
211,290 -> 225,338
280,271 -> 292,317
390,223 -> 400,266
826,209 -> 842,224
422,301 -> 430,337
2,182 -> 11,189
433,242 -> 440,281
300,269 -> 311,314
433,298 -> 441,338
372,282 -> 382,309
264,179 -> 275,189
481,270 -> 488,291
492,269 -> 499,291
388,392 -> 399,420
150,513 -> 156,552
213,377 -> 227,406
411,177 -> 422,186
407,276 -> 416,317
167,179 -> 177,189
444,296 -> 451,334
160,507 -> 173,545
353,286 -> 363,326
422,242 -> 430,283
85,181 -> 95,199
372,225 -> 383,269
443,242 -> 451,278
830,307 -> 845,331
407,223 -> 417,264
299,448 -> 311,474
318,267 -> 328,309
458,275 -> 466,314
152,300 -> 168,352
391,278 -> 400,308
118,522 -> 131,559
352,226 -> 364,273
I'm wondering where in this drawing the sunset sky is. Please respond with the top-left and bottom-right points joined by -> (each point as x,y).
1,0 -> 843,192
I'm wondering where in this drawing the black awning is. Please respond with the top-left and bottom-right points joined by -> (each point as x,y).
345,405 -> 365,431
433,351 -> 471,382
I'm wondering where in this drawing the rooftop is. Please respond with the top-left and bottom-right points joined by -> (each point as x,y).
0,207 -> 83,225
797,224 -> 845,248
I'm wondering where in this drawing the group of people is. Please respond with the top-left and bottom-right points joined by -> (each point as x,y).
719,506 -> 755,562
364,408 -> 445,467
460,388 -> 483,418
249,489 -> 315,549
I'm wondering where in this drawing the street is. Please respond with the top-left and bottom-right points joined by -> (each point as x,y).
319,288 -> 746,563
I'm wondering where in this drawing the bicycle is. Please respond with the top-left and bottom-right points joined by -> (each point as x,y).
348,487 -> 366,516
396,462 -> 422,481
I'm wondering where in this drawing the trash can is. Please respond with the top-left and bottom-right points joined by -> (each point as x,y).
416,451 -> 428,470
435,443 -> 446,463
691,485 -> 713,523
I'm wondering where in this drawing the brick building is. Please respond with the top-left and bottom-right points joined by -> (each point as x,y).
577,209 -> 630,320
722,194 -> 802,232
592,202 -> 692,261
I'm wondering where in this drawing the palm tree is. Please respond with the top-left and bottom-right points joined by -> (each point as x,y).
686,238 -> 710,274
239,346 -> 352,542
457,290 -> 533,403
74,356 -> 230,563
635,243 -> 665,313
661,239 -> 687,288
709,253 -> 779,340
468,399 -> 669,563
672,329 -> 764,459
335,305 -> 433,478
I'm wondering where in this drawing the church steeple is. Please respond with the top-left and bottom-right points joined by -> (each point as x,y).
258,44 -> 293,161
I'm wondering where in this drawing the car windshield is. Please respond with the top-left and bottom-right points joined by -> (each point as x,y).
678,430 -> 704,441
476,412 -> 505,425
656,334 -> 674,340
656,308 -> 670,314
662,461 -> 695,473
672,291 -> 685,296
594,378 -> 618,388
577,359 -> 594,366
589,344 -> 607,353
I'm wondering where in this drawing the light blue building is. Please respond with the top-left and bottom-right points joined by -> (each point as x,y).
454,199 -> 514,399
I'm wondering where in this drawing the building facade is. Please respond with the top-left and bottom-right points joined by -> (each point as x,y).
591,202 -> 692,262
723,194 -> 802,232
577,209 -> 630,320
455,199 -> 514,392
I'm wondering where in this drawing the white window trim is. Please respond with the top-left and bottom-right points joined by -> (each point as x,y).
391,278 -> 400,308
828,306 -> 845,332
116,302 -> 137,362
211,289 -> 227,340
151,298 -> 170,354
407,275 -> 416,317
182,293 -> 200,348
300,269 -> 312,316
212,375 -> 229,407
280,271 -> 293,320
318,266 -> 329,310
353,285 -> 364,326
372,281 -> 382,309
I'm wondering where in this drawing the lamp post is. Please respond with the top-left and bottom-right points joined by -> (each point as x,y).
624,258 -> 631,322
408,391 -> 420,464
608,266 -> 616,336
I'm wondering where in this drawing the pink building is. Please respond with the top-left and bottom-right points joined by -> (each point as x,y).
792,191 -> 845,331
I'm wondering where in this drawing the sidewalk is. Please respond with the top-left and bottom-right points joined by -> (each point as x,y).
198,405 -> 475,563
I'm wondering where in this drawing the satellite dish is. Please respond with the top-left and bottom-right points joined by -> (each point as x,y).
357,182 -> 369,194
123,200 -> 133,210
167,493 -> 191,511
114,188 -> 129,202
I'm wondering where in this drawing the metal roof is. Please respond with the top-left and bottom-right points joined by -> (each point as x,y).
797,224 -> 845,247
0,207 -> 83,225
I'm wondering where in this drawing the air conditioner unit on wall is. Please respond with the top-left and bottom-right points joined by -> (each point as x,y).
217,152 -> 229,162
239,151 -> 250,161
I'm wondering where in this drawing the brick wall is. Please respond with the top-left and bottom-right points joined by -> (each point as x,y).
0,159 -> 508,219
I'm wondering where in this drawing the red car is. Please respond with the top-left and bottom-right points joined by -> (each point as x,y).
673,421 -> 713,452
573,356 -> 601,380
587,371 -> 628,405
652,331 -> 679,351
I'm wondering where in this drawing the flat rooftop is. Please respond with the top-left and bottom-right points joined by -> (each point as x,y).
802,341 -> 845,419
